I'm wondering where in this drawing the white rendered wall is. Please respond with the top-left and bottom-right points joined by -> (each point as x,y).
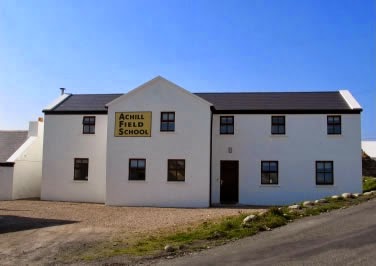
211,114 -> 362,206
0,166 -> 14,200
41,115 -> 107,203
106,80 -> 212,207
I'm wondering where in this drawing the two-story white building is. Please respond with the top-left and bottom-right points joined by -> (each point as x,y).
41,76 -> 362,207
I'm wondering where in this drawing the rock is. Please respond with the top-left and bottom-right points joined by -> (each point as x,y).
341,193 -> 353,199
331,195 -> 340,200
315,199 -> 327,204
353,193 -> 361,198
302,201 -> 313,207
364,192 -> 373,196
243,214 -> 257,224
288,204 -> 301,210
164,245 -> 175,253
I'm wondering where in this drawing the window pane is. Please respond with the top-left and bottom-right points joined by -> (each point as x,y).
138,159 -> 145,168
162,113 -> 168,120
227,117 -> 233,124
272,117 -> 278,123
161,122 -> 168,131
83,125 -> 90,133
262,162 -> 269,172
317,162 -> 324,171
168,113 -> 175,120
324,162 -> 332,171
168,123 -> 175,131
261,173 -> 269,184
227,125 -> 234,134
137,169 -> 145,180
177,169 -> 185,180
269,162 -> 277,172
130,160 -> 138,168
168,160 -> 176,170
220,125 -> 227,134
271,125 -> 279,134
317,173 -> 325,184
334,126 -> 341,134
325,173 -> 333,184
328,116 -> 334,123
279,117 -> 285,124
176,160 -> 185,169
270,173 -> 278,184
278,125 -> 285,134
333,116 -> 340,123
168,170 -> 177,180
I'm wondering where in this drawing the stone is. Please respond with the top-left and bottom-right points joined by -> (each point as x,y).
331,195 -> 340,200
288,204 -> 301,210
341,193 -> 353,199
353,193 -> 361,198
164,245 -> 175,253
243,214 -> 257,224
302,201 -> 313,207
364,192 -> 372,196
314,198 -> 327,204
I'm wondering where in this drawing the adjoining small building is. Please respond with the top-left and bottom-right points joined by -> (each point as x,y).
0,119 -> 44,200
41,76 -> 363,207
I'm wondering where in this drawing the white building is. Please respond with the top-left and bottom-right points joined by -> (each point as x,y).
41,76 -> 362,207
362,141 -> 376,160
0,119 -> 44,200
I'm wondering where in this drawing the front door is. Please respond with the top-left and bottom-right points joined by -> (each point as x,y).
220,160 -> 239,204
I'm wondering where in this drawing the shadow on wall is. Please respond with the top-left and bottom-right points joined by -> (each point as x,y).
0,215 -> 77,234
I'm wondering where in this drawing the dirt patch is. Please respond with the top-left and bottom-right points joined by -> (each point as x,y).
0,200 -> 262,265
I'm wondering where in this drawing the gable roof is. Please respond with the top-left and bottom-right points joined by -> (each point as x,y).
195,91 -> 359,113
43,91 -> 361,114
0,131 -> 28,163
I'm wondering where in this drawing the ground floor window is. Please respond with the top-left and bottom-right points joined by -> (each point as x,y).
168,159 -> 185,181
129,159 -> 146,180
74,158 -> 89,181
261,161 -> 278,184
316,161 -> 333,185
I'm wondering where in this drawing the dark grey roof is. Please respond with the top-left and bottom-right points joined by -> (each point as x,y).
44,91 -> 359,114
0,131 -> 28,162
194,91 -> 351,111
46,94 -> 122,113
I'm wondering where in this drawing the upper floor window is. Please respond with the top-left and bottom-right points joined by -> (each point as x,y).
327,115 -> 341,135
74,158 -> 89,181
83,116 -> 95,134
261,161 -> 278,185
316,161 -> 333,185
168,159 -> 185,182
220,116 -> 234,134
271,116 -> 285,135
161,112 -> 175,132
129,159 -> 146,181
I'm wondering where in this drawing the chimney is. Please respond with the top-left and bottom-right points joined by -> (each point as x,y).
60,88 -> 66,95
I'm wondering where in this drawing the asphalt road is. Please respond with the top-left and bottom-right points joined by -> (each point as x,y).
156,199 -> 376,266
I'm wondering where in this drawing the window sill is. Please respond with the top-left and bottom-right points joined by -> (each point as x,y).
128,180 -> 147,183
316,185 -> 335,188
160,131 -> 176,134
73,180 -> 88,183
166,181 -> 186,183
327,134 -> 342,137
270,134 -> 287,138
259,184 -> 280,187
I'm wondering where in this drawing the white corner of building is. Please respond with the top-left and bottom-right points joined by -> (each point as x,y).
339,90 -> 362,110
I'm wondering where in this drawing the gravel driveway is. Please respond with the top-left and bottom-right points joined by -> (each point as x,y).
0,200 -> 262,265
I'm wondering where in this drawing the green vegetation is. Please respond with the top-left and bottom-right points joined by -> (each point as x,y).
74,177 -> 376,262
363,176 -> 376,192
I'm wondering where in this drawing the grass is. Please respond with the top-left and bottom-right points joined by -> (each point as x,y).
363,176 -> 376,192
75,178 -> 376,262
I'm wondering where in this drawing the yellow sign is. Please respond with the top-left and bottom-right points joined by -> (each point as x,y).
115,112 -> 152,137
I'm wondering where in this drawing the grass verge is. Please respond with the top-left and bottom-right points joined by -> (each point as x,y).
76,188 -> 376,263
363,176 -> 376,192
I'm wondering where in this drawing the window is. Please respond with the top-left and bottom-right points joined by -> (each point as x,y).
161,112 -> 175,132
316,161 -> 333,185
261,161 -> 278,185
271,116 -> 285,135
220,116 -> 234,134
168,159 -> 185,181
129,159 -> 146,180
74,158 -> 89,181
327,115 -> 341,135
83,116 -> 95,134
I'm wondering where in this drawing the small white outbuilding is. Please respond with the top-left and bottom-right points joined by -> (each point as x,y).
0,119 -> 44,200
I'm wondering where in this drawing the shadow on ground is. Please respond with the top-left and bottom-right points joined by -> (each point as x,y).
0,215 -> 77,234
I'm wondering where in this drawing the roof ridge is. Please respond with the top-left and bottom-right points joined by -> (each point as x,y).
194,91 -> 340,94
0,130 -> 28,133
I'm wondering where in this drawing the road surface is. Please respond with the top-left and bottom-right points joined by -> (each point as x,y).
156,199 -> 376,266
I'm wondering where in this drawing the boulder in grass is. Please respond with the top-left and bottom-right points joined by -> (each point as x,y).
331,195 -> 340,200
288,204 -> 301,210
364,192 -> 373,196
302,201 -> 313,207
353,193 -> 361,198
243,214 -> 257,224
341,193 -> 353,199
164,245 -> 175,253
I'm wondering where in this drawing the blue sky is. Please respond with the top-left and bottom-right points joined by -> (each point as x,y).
0,0 -> 375,138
